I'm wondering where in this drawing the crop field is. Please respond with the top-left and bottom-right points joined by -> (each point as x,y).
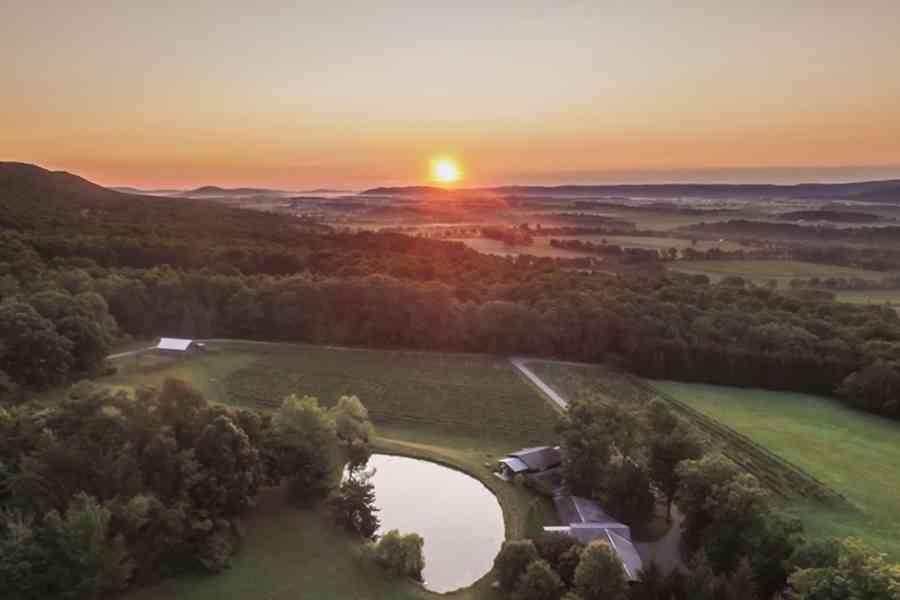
652,381 -> 900,559
668,259 -> 887,286
106,342 -> 558,446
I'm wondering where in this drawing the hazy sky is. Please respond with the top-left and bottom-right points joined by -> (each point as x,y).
3,1 -> 900,188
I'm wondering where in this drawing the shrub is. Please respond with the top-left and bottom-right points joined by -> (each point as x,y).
373,529 -> 425,580
514,559 -> 564,600
533,532 -> 583,586
574,541 -> 628,600
494,539 -> 539,590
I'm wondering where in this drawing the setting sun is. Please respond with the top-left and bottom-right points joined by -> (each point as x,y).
430,158 -> 462,184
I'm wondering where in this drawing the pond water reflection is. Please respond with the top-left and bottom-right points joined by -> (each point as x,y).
366,454 -> 505,593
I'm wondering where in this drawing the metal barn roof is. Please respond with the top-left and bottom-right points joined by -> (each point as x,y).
156,337 -> 194,351
508,446 -> 562,472
499,457 -> 530,473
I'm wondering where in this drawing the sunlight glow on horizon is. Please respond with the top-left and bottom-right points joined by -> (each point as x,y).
2,2 -> 899,188
430,158 -> 463,185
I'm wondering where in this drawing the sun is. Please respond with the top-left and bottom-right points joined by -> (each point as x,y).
430,158 -> 462,184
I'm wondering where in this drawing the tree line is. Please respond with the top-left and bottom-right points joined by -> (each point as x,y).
5,225 -> 900,420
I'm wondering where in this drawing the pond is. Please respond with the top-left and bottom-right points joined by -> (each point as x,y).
366,454 -> 505,593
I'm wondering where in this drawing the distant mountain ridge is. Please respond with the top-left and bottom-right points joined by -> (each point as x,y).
362,180 -> 900,202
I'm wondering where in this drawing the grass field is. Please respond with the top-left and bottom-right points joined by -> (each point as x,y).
833,288 -> 900,305
530,362 -> 900,558
651,381 -> 900,560
668,259 -> 887,287
108,342 -> 560,600
525,362 -> 842,506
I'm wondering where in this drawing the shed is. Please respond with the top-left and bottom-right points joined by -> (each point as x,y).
507,446 -> 563,472
156,337 -> 202,352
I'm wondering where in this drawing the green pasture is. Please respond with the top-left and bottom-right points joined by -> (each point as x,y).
651,381 -> 900,559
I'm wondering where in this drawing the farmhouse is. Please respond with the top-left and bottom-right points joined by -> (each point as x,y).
544,495 -> 644,582
496,446 -> 562,478
155,337 -> 205,352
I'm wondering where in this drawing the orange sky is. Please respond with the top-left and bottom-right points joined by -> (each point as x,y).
2,1 -> 899,189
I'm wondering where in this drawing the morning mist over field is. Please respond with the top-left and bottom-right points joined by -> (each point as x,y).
3,3 -> 900,600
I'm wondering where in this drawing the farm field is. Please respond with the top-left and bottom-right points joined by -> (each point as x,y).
833,288 -> 900,305
526,207 -> 736,231
526,362 -> 900,559
111,343 -> 560,600
668,259 -> 887,286
550,234 -> 750,253
456,234 -> 749,258
652,381 -> 900,560
106,342 -> 559,445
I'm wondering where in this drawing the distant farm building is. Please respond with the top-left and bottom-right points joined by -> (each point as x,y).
155,338 -> 205,352
545,495 -> 644,582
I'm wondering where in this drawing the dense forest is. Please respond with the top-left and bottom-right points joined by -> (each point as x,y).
2,162 -> 900,420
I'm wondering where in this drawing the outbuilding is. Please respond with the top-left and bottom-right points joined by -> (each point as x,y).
155,337 -> 204,352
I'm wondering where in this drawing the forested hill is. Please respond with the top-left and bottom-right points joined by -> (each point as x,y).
0,162 -> 305,239
364,179 -> 900,201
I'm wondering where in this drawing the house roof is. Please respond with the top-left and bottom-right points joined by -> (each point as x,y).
498,457 -> 530,473
508,446 -> 562,472
542,525 -> 643,581
156,337 -> 194,351
547,495 -> 643,582
604,530 -> 643,581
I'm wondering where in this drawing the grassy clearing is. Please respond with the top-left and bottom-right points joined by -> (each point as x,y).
109,343 -> 560,600
651,381 -> 900,559
668,259 -> 887,286
833,288 -> 900,305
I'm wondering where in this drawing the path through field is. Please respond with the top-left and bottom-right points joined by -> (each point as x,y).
509,357 -> 570,409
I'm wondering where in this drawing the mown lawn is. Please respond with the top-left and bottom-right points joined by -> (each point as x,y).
651,381 -> 900,559
108,342 -> 559,600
